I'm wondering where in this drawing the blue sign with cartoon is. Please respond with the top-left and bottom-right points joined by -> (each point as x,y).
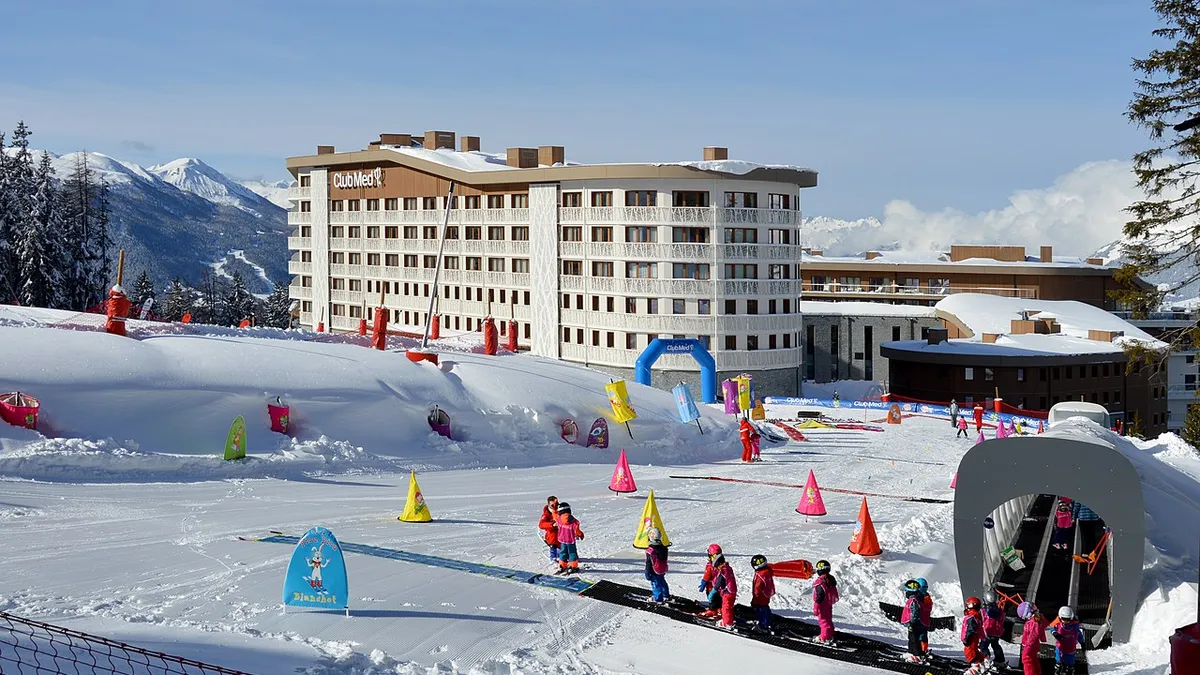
282,526 -> 349,612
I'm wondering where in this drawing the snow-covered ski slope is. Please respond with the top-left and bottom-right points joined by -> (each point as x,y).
0,308 -> 1194,674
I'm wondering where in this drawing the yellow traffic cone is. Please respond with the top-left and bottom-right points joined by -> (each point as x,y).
398,470 -> 432,522
632,489 -> 671,548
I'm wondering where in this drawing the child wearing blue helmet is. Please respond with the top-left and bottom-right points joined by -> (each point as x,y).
901,578 -> 933,662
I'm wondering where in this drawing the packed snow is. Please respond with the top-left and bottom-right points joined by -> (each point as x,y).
656,159 -> 817,176
0,311 -> 1194,674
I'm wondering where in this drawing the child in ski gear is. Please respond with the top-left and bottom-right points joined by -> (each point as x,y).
739,419 -> 758,463
949,399 -> 959,427
973,403 -> 985,432
1018,601 -> 1050,675
901,578 -> 932,662
961,596 -> 986,673
698,544 -> 736,627
832,391 -> 840,406
956,415 -> 969,438
555,503 -> 584,573
643,528 -> 670,603
981,590 -> 1009,670
538,496 -> 560,563
1050,606 -> 1085,675
750,427 -> 762,462
1052,500 -> 1075,551
812,559 -> 839,642
750,554 -> 775,632
699,543 -> 721,595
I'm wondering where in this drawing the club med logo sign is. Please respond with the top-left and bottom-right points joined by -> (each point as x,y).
665,342 -> 694,354
332,167 -> 383,189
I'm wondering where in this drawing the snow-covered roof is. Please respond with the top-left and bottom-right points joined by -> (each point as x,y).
801,250 -> 1112,269
653,159 -> 817,175
799,300 -> 936,318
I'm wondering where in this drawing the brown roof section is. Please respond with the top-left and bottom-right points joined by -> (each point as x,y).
286,148 -> 818,187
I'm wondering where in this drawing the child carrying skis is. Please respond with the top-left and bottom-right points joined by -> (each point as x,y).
812,559 -> 839,643
554,502 -> 584,574
981,590 -> 1009,670
750,554 -> 775,632
643,528 -> 670,603
901,578 -> 933,662
1018,601 -> 1050,675
538,495 -> 560,564
961,596 -> 986,673
1050,606 -> 1085,675
698,544 -> 737,628
956,415 -> 969,438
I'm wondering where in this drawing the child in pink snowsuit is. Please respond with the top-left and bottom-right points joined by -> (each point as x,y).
1018,601 -> 1050,675
812,560 -> 839,642
956,415 -> 969,438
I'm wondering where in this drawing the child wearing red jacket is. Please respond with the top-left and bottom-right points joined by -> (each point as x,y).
1018,601 -> 1051,675
750,554 -> 776,632
697,543 -> 737,628
961,596 -> 986,674
538,495 -> 560,564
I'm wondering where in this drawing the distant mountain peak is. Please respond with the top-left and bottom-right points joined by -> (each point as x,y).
148,157 -> 277,216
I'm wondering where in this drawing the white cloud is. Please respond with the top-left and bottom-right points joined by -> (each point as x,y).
807,159 -> 1139,257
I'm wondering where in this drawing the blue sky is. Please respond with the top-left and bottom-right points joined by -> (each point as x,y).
0,0 -> 1161,220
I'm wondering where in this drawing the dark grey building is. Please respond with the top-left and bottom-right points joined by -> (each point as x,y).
800,301 -> 940,386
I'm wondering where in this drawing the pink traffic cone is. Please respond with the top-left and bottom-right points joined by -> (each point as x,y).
950,472 -> 957,489
976,431 -> 985,444
795,469 -> 827,518
1037,420 -> 1044,434
995,420 -> 1007,439
609,449 -> 637,493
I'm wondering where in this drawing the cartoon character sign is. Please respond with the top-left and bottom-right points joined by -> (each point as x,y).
306,547 -> 331,592
282,526 -> 349,611
585,418 -> 609,448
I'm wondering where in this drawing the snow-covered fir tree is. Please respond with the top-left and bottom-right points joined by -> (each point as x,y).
163,278 -> 193,321
264,281 -> 293,328
17,152 -> 66,308
59,152 -> 113,310
221,271 -> 257,326
131,270 -> 155,309
0,131 -> 20,303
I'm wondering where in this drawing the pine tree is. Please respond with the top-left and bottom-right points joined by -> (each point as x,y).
131,270 -> 155,309
0,130 -> 21,304
59,153 -> 113,310
17,153 -> 65,308
264,281 -> 293,328
1182,402 -> 1200,450
163,278 -> 193,321
1128,410 -> 1146,440
221,272 -> 256,326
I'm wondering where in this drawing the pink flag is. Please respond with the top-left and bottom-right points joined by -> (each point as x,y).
950,472 -> 957,489
609,449 -> 637,493
795,470 -> 827,516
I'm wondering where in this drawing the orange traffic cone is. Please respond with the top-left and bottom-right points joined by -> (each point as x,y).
848,497 -> 882,556
1037,420 -> 1044,434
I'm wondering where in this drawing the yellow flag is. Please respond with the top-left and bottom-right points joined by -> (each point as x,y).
736,376 -> 752,412
632,489 -> 671,548
605,380 -> 638,424
398,470 -> 432,522
751,398 -> 766,421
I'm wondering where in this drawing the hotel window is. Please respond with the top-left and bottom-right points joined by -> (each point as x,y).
625,190 -> 656,206
513,258 -> 529,273
367,253 -> 380,266
746,300 -> 758,315
487,195 -> 505,208
626,226 -> 657,243
404,255 -> 418,268
384,198 -> 398,210
591,227 -> 613,242
347,226 -> 361,238
592,261 -> 614,277
561,226 -> 583,241
626,297 -> 637,313
400,197 -> 415,210
673,263 -> 710,279
331,278 -> 345,290
626,262 -> 657,278
607,297 -> 615,312
464,195 -> 481,209
385,226 -> 399,238
300,175 -> 311,187
768,193 -> 792,209
672,227 -> 709,243
488,258 -> 506,272
783,299 -> 791,313
985,368 -> 995,381
488,226 -> 505,240
404,226 -> 418,239
591,191 -> 613,207
330,226 -> 344,238
512,226 -> 529,241
627,334 -> 637,349
768,228 -> 790,244
725,300 -> 736,315
965,367 -> 975,381
768,299 -> 777,314
563,295 -> 571,309
465,226 -> 482,240
366,199 -> 379,211
300,201 -> 311,212
672,191 -> 709,207
769,334 -> 777,350
330,252 -> 345,264
673,299 -> 685,314
592,296 -> 600,312
422,197 -> 437,210
301,276 -> 312,287
838,276 -> 860,290
349,306 -> 362,318
563,327 -> 571,343
724,192 -> 758,208
769,264 -> 790,279
577,328 -> 583,343
366,226 -> 380,238
698,299 -> 711,315
511,194 -> 529,208
385,254 -> 399,267
423,255 -> 437,268
347,200 -> 360,211
561,192 -> 582,207
331,304 -> 345,316
466,257 -> 482,271
348,253 -> 361,265
301,251 -> 312,262
329,200 -> 344,211
724,228 -> 757,243
783,333 -> 791,348
443,256 -> 460,269
562,260 -> 583,275
424,226 -> 438,239
725,264 -> 758,279
647,298 -> 658,314
725,335 -> 737,350
1016,368 -> 1025,382
444,196 -> 458,210
607,332 -> 615,348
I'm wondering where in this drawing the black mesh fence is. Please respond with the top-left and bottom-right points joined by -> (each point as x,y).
0,611 -> 252,675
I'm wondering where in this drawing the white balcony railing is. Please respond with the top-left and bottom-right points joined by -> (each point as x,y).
288,211 -> 313,224
801,281 -> 1038,300
289,285 -> 313,300
287,260 -> 312,275
558,344 -> 801,371
288,186 -> 311,202
558,310 -> 800,334
327,208 -> 531,226
287,236 -> 313,251
557,206 -> 799,226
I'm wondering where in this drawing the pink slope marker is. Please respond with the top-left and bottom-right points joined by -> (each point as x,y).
795,470 -> 827,517
609,449 -> 637,493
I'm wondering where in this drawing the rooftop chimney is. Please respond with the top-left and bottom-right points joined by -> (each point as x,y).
809,249 -> 823,257
423,130 -> 456,150
1088,329 -> 1124,342
460,136 -> 481,152
379,133 -> 413,147
982,333 -> 1001,344
1040,245 -> 1053,263
538,145 -> 565,166
506,148 -> 539,168
864,251 -> 881,260
703,147 -> 728,161
927,327 -> 949,345
1086,257 -> 1104,265
316,145 -> 335,155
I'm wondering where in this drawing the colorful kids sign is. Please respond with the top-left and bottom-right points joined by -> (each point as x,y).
632,489 -> 672,548
223,415 -> 247,460
586,418 -> 610,448
722,379 -> 740,414
735,376 -> 752,412
609,449 -> 637,493
399,471 -> 432,522
282,526 -> 349,613
605,380 -> 638,423
672,383 -> 700,424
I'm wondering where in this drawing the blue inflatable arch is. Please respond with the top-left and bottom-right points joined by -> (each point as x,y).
634,338 -> 717,403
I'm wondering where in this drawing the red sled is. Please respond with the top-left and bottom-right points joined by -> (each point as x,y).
0,392 -> 39,430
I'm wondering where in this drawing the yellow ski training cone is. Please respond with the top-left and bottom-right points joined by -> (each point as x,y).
398,470 -> 432,522
632,489 -> 671,548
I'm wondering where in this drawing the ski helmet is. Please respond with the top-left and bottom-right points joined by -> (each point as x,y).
983,590 -> 997,604
750,554 -> 768,570
707,543 -> 723,557
647,528 -> 661,544
915,578 -> 928,593
1057,606 -> 1075,620
965,596 -> 981,610
556,502 -> 571,514
815,560 -> 831,576
903,579 -> 920,594
1017,602 -> 1036,620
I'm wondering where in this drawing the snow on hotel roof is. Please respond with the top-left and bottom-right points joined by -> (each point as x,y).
382,146 -> 815,176
801,250 -> 1114,270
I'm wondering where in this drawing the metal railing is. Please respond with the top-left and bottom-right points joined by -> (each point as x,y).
800,281 -> 1038,299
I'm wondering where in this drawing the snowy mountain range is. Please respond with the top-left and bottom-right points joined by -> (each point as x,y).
29,150 -> 291,295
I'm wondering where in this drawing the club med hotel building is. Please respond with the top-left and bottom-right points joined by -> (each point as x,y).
286,131 -> 817,394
